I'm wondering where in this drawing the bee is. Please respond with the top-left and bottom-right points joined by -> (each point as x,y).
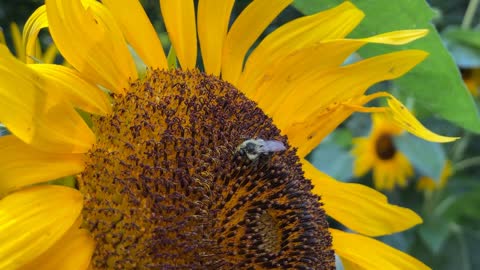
236,139 -> 286,161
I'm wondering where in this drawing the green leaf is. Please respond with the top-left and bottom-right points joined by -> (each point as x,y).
444,38 -> 480,68
328,128 -> 353,148
443,27 -> 480,49
444,187 -> 480,221
394,133 -> 445,181
293,0 -> 480,133
48,175 -> 76,188
418,215 -> 451,254
167,44 -> 177,70
443,27 -> 480,68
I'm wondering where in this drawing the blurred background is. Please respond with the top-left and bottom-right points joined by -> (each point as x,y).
1,1 -> 479,269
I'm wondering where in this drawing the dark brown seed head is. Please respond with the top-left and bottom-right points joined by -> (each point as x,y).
375,133 -> 397,160
79,69 -> 335,269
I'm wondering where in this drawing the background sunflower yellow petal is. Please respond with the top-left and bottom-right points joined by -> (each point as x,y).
19,228 -> 94,270
103,0 -> 168,70
0,135 -> 84,196
41,43 -> 58,64
197,0 -> 234,75
46,0 -> 137,93
221,0 -> 292,85
239,1 -> 364,93
0,185 -> 83,269
0,45 -> 95,153
330,229 -> 430,270
160,0 -> 197,69
302,160 -> 423,236
371,113 -> 404,135
0,28 -> 5,45
351,138 -> 375,177
9,23 -> 25,61
416,177 -> 437,191
30,64 -> 112,115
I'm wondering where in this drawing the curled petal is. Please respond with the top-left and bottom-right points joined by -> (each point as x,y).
46,0 -> 137,93
0,45 -> 95,153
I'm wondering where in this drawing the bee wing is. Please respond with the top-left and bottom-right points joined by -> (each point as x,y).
262,140 -> 286,152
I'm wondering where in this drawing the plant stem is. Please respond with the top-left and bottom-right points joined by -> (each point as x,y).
462,0 -> 480,29
454,156 -> 480,172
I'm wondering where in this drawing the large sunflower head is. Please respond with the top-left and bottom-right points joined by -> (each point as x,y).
352,113 -> 414,191
0,0 -> 457,269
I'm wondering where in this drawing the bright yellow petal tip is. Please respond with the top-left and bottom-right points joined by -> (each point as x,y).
331,229 -> 431,270
0,185 -> 83,269
383,94 -> 459,143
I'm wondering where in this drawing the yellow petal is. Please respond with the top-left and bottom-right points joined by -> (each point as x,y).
22,5 -> 49,64
29,64 -> 112,115
19,228 -> 94,270
0,28 -> 6,45
0,185 -> 83,269
33,39 -> 42,61
41,43 -> 58,64
197,0 -> 235,75
361,29 -> 428,45
271,50 -> 429,123
371,112 -> 404,135
244,30 -> 428,98
383,94 -> 458,142
46,0 -> 137,93
239,1 -> 364,94
10,23 -> 25,61
283,93 -> 383,157
0,45 -> 95,153
416,177 -> 436,191
103,0 -> 167,69
302,160 -> 422,236
221,0 -> 292,85
0,135 -> 84,196
160,0 -> 197,69
330,229 -> 430,270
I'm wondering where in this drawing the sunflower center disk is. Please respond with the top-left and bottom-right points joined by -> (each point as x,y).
79,69 -> 334,269
375,133 -> 397,160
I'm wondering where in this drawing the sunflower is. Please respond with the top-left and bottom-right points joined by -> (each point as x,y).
0,22 -> 57,64
352,113 -> 414,191
417,160 -> 452,191
0,0 -> 456,269
460,67 -> 480,97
